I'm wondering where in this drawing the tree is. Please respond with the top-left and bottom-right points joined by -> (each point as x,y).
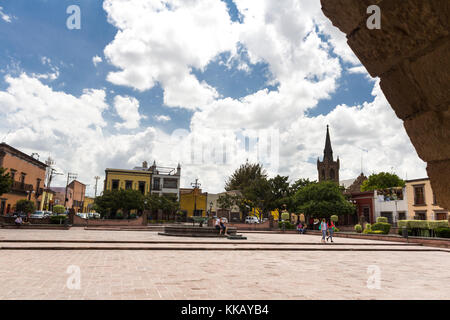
361,172 -> 405,191
0,167 -> 12,196
94,189 -> 145,218
53,205 -> 65,214
15,199 -> 36,214
217,193 -> 235,220
243,177 -> 273,221
294,181 -> 355,218
268,175 -> 290,214
225,162 -> 267,191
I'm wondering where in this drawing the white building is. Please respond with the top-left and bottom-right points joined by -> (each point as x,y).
133,161 -> 181,199
373,187 -> 408,225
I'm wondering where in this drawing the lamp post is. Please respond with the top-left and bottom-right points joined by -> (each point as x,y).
209,201 -> 213,218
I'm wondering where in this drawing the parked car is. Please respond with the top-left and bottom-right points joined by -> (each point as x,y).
245,216 -> 260,224
76,213 -> 88,219
30,211 -> 50,219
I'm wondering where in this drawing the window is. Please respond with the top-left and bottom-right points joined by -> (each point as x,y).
10,169 -> 16,181
163,178 -> 178,189
20,173 -> 26,184
413,185 -> 425,205
112,180 -> 119,190
435,212 -> 448,221
398,212 -> 406,221
153,178 -> 160,191
381,212 -> 393,224
138,181 -> 146,194
330,168 -> 335,180
321,169 -> 325,179
362,207 -> 370,223
125,180 -> 133,190
414,211 -> 427,220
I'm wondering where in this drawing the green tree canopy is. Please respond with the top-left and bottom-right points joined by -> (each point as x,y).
217,193 -> 234,211
53,205 -> 65,214
225,162 -> 267,191
15,199 -> 36,214
0,167 -> 12,196
294,181 -> 355,218
361,172 -> 405,191
94,189 -> 145,218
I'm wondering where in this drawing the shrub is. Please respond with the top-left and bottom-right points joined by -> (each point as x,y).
50,215 -> 67,224
330,215 -> 339,222
15,199 -> 35,214
363,223 -> 372,234
371,222 -> 391,234
354,224 -> 362,233
53,205 -> 65,214
376,217 -> 388,223
278,221 -> 296,230
434,227 -> 450,238
398,220 -> 448,230
129,213 -> 137,219
115,211 -> 124,219
370,230 -> 384,234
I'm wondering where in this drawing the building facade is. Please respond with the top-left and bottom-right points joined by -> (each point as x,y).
317,125 -> 340,183
373,187 -> 408,225
406,178 -> 448,221
104,166 -> 152,195
68,180 -> 86,212
148,161 -> 181,199
0,143 -> 47,215
180,188 -> 208,218
207,190 -> 242,221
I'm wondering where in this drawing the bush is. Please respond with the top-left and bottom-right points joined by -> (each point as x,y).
370,230 -> 384,234
15,199 -> 35,214
50,215 -> 67,224
129,213 -> 137,219
398,220 -> 448,230
376,217 -> 388,223
53,205 -> 65,214
371,222 -> 391,234
354,224 -> 362,233
330,215 -> 339,222
116,211 -> 124,219
434,227 -> 450,238
278,221 -> 296,230
363,223 -> 372,234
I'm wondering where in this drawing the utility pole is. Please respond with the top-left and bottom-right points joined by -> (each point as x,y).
64,172 -> 78,209
94,176 -> 100,197
191,179 -> 201,216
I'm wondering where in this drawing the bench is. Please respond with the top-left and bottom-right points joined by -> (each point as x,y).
158,225 -> 246,239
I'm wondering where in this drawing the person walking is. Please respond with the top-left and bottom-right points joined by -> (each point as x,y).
327,220 -> 335,243
319,218 -> 328,244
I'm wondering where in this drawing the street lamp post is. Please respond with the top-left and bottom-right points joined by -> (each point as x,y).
209,201 -> 213,218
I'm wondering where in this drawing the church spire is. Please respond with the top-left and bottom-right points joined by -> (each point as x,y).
324,125 -> 333,161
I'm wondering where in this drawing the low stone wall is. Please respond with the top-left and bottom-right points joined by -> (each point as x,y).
0,216 -> 52,225
229,220 -> 272,230
71,212 -> 147,227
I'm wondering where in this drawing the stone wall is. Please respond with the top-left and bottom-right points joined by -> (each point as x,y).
71,211 -> 148,227
321,0 -> 450,209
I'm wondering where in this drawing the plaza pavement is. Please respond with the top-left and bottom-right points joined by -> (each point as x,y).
0,228 -> 449,300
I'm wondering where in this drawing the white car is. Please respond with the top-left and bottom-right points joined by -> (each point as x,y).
245,216 -> 260,224
30,211 -> 50,219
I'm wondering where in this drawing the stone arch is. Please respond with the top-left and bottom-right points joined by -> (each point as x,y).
321,0 -> 450,210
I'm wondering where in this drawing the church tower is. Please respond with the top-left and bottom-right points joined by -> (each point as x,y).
317,125 -> 340,183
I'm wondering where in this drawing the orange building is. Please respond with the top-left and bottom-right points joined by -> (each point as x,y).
0,143 -> 47,215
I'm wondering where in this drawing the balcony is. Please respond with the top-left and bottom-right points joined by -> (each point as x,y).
11,181 -> 34,193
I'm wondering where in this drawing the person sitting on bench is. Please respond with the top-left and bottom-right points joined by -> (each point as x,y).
219,217 -> 228,235
214,217 -> 221,233
15,216 -> 23,227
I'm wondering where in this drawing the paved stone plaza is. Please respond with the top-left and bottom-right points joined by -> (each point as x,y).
0,228 -> 449,300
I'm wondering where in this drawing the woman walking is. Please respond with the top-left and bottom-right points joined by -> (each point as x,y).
319,218 -> 328,244
327,220 -> 335,243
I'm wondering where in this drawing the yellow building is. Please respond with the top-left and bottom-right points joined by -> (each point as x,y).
83,196 -> 95,213
180,188 -> 207,218
405,178 -> 448,221
39,190 -> 55,211
104,168 -> 152,195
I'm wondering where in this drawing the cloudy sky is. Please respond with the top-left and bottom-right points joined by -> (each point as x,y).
0,0 -> 426,195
